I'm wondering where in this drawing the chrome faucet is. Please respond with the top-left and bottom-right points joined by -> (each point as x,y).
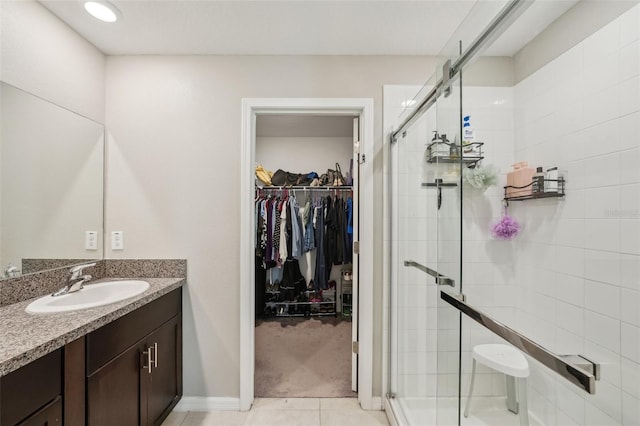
52,262 -> 96,297
3,263 -> 20,278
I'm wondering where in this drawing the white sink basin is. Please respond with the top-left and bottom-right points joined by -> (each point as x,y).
26,280 -> 150,314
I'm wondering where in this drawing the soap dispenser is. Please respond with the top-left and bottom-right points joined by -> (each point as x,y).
426,131 -> 437,160
430,131 -> 449,158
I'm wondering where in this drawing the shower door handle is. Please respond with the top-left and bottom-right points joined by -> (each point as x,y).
403,260 -> 455,287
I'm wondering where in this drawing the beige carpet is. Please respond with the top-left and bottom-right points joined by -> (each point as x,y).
255,317 -> 355,398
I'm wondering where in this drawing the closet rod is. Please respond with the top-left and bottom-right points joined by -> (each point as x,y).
257,186 -> 353,191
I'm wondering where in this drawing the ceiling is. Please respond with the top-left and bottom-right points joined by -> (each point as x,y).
39,0 -> 580,57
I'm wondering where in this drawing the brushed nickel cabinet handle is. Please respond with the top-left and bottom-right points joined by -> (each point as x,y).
152,342 -> 158,368
142,348 -> 152,374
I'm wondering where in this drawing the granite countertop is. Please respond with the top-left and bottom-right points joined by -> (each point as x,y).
0,277 -> 185,377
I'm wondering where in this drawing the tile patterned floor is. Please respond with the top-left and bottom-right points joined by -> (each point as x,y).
162,398 -> 390,426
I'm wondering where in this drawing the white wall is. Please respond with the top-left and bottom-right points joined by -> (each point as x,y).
513,0 -> 638,84
511,5 -> 640,424
104,55 -> 441,398
256,136 -> 353,178
0,0 -> 106,122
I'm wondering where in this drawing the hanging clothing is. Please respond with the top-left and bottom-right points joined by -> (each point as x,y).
345,197 -> 353,264
325,196 -> 342,265
289,196 -> 303,259
255,189 -> 354,308
301,200 -> 315,253
340,197 -> 351,264
314,200 -> 328,290
257,199 -> 268,258
256,193 -> 353,263
265,198 -> 274,267
273,200 -> 282,265
279,199 -> 288,262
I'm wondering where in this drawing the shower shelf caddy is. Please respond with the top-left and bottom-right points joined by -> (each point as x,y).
425,141 -> 484,168
503,177 -> 566,203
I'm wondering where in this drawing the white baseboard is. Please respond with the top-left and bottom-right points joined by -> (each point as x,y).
174,397 -> 240,412
370,396 -> 383,410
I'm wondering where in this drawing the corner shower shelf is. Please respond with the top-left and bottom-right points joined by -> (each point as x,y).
503,177 -> 566,202
426,141 -> 484,167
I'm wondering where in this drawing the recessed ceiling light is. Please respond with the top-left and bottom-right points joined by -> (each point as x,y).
84,1 -> 120,23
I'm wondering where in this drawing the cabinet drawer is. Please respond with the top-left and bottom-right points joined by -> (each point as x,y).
86,289 -> 181,375
1,349 -> 61,426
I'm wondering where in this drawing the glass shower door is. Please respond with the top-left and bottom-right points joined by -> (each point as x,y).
389,78 -> 445,425
433,60 -> 463,426
389,62 -> 464,425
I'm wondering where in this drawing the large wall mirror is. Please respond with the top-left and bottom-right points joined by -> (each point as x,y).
0,82 -> 104,279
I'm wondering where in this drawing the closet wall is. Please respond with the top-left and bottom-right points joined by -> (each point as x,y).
256,115 -> 353,177
256,114 -> 355,286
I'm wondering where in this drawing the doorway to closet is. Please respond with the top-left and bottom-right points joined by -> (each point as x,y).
254,114 -> 356,398
240,98 -> 375,411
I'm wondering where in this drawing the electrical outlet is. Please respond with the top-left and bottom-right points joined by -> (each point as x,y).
111,231 -> 124,250
85,231 -> 98,250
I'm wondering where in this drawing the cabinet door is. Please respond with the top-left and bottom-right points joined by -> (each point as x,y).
145,315 -> 182,426
86,342 -> 144,426
1,349 -> 61,426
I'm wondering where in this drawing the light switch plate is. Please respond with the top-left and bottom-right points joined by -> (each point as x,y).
85,231 -> 98,250
111,231 -> 124,250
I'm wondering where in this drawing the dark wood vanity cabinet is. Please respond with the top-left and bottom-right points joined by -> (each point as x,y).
0,288 -> 182,426
85,289 -> 182,426
0,349 -> 62,426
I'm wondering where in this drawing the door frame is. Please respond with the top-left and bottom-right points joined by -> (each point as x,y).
240,98 -> 374,411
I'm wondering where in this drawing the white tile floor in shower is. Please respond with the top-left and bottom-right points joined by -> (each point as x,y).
162,398 -> 390,426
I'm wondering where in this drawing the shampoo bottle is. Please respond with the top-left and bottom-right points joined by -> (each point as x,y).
462,115 -> 481,157
462,115 -> 474,143
532,167 -> 545,194
545,167 -> 558,192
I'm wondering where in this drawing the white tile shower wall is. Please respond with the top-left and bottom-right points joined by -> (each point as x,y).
397,104 -> 442,398
512,5 -> 640,425
386,85 -> 438,398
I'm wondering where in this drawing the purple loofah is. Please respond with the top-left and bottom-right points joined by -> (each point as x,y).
491,213 -> 520,240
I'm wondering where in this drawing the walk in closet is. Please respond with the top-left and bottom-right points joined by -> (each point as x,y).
253,114 -> 357,398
